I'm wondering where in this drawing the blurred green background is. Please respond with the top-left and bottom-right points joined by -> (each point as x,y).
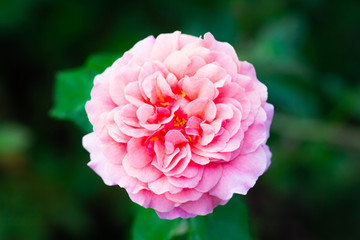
1,0 -> 360,239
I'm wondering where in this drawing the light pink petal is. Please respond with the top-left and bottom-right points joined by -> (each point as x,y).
185,98 -> 217,122
264,103 -> 274,139
185,56 -> 207,76
164,130 -> 188,154
178,33 -> 199,48
207,32 -> 240,71
239,107 -> 267,154
222,106 -> 242,138
182,76 -> 216,100
156,207 -> 196,220
181,41 -> 210,60
165,189 -> 203,203
215,103 -> 234,121
191,145 -> 231,161
196,164 -> 223,192
191,153 -> 210,165
124,82 -> 146,107
195,62 -> 227,85
128,190 -> 175,212
101,139 -> 127,165
118,104 -> 141,128
199,122 -> 215,145
163,145 -> 192,176
221,129 -> 244,153
142,73 -> 176,105
118,124 -> 153,138
166,73 -> 178,91
122,154 -> 162,183
179,194 -> 222,216
167,166 -> 204,188
126,137 -> 153,168
129,35 -> 156,59
163,146 -> 185,170
217,82 -> 244,99
210,146 -> 268,200
262,144 -> 272,171
151,31 -> 181,61
83,133 -> 145,193
107,123 -> 130,143
177,162 -> 200,178
137,104 -> 161,130
85,73 -> 116,125
105,108 -> 130,143
185,116 -> 202,136
138,61 -> 168,100
209,51 -> 238,77
153,140 -> 180,170
239,61 -> 257,80
109,66 -> 140,105
148,176 -> 182,194
164,50 -> 191,78
156,74 -> 176,99
193,129 -> 230,153
83,133 -> 113,185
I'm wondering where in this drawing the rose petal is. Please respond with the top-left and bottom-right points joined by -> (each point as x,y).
156,207 -> 196,220
210,146 -> 268,200
185,98 -> 217,122
164,50 -> 191,78
151,31 -> 181,61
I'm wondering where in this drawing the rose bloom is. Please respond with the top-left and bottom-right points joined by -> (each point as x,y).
83,31 -> 273,219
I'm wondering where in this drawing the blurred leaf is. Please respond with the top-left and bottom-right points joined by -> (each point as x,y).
0,0 -> 41,31
132,208 -> 184,240
189,196 -> 251,240
51,53 -> 118,132
0,122 -> 31,155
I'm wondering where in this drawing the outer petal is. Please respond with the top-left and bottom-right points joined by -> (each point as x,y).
210,146 -> 268,200
128,190 -> 175,213
151,31 -> 181,61
156,207 -> 196,220
83,133 -> 145,193
179,194 -> 225,216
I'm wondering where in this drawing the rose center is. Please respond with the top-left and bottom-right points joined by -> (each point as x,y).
173,115 -> 187,127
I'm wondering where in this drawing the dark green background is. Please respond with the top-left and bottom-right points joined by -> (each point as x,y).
1,0 -> 359,239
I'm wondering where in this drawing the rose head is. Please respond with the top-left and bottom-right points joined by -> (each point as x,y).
83,31 -> 274,219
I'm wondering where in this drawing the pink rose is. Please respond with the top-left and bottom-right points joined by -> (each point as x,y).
83,31 -> 273,219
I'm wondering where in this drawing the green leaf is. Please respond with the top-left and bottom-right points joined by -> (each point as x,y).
132,207 -> 186,240
188,196 -> 251,240
51,53 -> 119,132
